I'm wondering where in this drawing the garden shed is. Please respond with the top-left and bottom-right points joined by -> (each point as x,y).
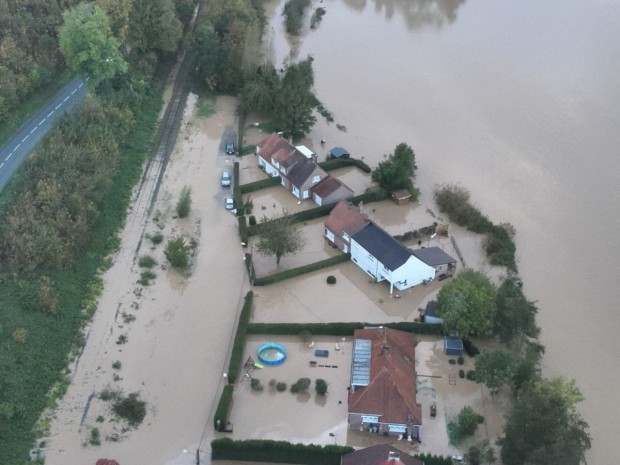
329,146 -> 350,159
390,189 -> 412,205
444,336 -> 463,356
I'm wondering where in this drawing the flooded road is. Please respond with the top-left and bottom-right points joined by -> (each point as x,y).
264,0 -> 620,462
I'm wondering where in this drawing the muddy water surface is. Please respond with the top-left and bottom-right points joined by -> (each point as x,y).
265,0 -> 620,462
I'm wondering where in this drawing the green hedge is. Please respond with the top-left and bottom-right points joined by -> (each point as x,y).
238,215 -> 248,245
318,157 -> 371,173
211,438 -> 353,465
213,385 -> 234,430
252,254 -> 350,286
227,291 -> 254,384
240,176 -> 281,194
247,321 -> 444,336
414,453 -> 453,465
233,161 -> 244,216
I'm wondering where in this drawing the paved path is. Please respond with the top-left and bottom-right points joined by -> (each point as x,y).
0,78 -> 87,193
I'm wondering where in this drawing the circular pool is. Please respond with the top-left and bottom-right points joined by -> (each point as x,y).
257,342 -> 287,365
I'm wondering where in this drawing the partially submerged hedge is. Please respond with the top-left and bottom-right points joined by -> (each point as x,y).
240,176 -> 281,194
253,254 -> 349,286
227,291 -> 254,384
238,215 -> 248,245
233,161 -> 244,216
318,157 -> 371,173
213,385 -> 234,430
414,453 -> 453,465
247,321 -> 444,336
211,438 -> 353,465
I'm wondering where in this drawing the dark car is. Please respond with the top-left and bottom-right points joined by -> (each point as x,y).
226,141 -> 235,155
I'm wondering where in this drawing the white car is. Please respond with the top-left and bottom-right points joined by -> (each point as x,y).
225,197 -> 235,210
220,171 -> 231,187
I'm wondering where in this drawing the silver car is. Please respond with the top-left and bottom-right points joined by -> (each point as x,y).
220,171 -> 231,187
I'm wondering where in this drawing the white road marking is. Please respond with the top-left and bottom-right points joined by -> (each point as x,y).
22,136 -> 29,143
30,128 -> 36,134
6,153 -> 12,160
79,82 -> 84,87
63,96 -> 69,102
0,163 -> 4,169
55,104 -> 61,110
47,111 -> 53,118
38,120 -> 44,126
15,144 -> 20,149
71,89 -> 77,95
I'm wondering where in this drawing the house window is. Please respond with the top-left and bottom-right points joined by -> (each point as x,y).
343,232 -> 350,242
312,174 -> 321,184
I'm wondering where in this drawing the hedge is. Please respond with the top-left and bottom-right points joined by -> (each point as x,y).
247,321 -> 444,336
252,254 -> 350,286
238,215 -> 248,245
318,157 -> 371,173
227,291 -> 254,384
414,453 -> 453,465
211,438 -> 353,465
240,176 -> 281,194
213,385 -> 234,430
233,161 -> 244,216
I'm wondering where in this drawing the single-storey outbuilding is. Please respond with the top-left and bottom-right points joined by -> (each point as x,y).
421,301 -> 443,324
329,146 -> 350,159
411,246 -> 457,277
444,336 -> 464,356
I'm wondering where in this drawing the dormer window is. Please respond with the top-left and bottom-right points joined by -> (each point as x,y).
312,175 -> 321,184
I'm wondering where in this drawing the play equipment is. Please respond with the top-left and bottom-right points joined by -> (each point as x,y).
257,342 -> 287,365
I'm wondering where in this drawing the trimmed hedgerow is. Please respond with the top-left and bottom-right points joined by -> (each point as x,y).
240,176 -> 281,194
318,157 -> 371,173
213,385 -> 234,430
238,215 -> 248,245
233,161 -> 244,216
414,453 -> 453,465
252,254 -> 349,286
227,291 -> 254,384
211,438 -> 353,465
247,321 -> 444,337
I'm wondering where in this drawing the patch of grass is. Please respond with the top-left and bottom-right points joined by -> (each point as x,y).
148,231 -> 164,244
116,334 -> 128,345
176,186 -> 192,218
196,96 -> 215,118
112,392 -> 146,427
138,270 -> 157,286
122,312 -> 136,323
89,427 -> 101,446
138,255 -> 157,268
112,361 -> 122,370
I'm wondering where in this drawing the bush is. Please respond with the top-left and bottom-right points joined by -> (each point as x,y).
283,0 -> 311,35
149,231 -> 163,244
291,378 -> 311,393
318,157 -> 371,173
227,292 -> 254,384
276,382 -> 287,392
247,321 -> 444,337
249,215 -> 257,226
449,359 -> 456,365
466,370 -> 477,381
165,237 -> 189,269
326,275 -> 336,284
238,215 -> 248,245
89,427 -> 101,446
112,392 -> 146,427
463,339 -> 480,357
138,255 -> 157,268
138,270 -> 156,285
251,379 -> 263,391
240,176 -> 282,194
458,356 -> 465,365
176,186 -> 192,218
112,361 -> 122,370
459,369 -> 465,379
315,379 -> 327,396
414,453 -> 453,465
214,385 -> 234,430
449,406 -> 483,445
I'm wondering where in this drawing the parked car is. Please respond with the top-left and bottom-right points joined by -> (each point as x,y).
226,141 -> 235,155
220,171 -> 231,187
225,197 -> 235,210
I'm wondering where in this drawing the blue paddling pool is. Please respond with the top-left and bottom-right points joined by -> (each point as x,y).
257,342 -> 287,365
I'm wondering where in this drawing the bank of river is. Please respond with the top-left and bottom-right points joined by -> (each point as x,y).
264,1 -> 620,462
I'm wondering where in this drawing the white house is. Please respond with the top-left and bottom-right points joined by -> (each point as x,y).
350,223 -> 435,294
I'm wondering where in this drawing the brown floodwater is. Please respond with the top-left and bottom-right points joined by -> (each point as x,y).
264,0 -> 620,462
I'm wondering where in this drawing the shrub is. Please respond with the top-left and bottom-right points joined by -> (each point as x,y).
291,378 -> 311,393
89,427 -> 101,446
138,255 -> 157,268
283,0 -> 311,35
253,254 -> 349,286
99,388 -> 118,401
276,382 -> 287,392
112,361 -> 122,370
449,406 -> 482,445
247,321 -> 444,337
165,237 -> 189,269
326,275 -> 336,284
318,157 -> 371,173
310,7 -> 326,28
458,356 -> 465,365
249,215 -> 257,226
315,379 -> 328,396
466,370 -> 477,381
269,379 -> 277,388
463,339 -> 480,357
176,185 -> 192,218
112,392 -> 146,427
149,231 -> 163,244
138,270 -> 156,285
38,276 -> 59,314
116,334 -> 127,344
251,379 -> 263,391
449,359 -> 456,365
459,369 -> 465,379
238,215 -> 248,245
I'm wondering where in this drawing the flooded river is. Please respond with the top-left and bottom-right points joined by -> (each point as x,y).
264,0 -> 620,462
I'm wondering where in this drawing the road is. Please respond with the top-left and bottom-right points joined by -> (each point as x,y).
0,78 -> 87,193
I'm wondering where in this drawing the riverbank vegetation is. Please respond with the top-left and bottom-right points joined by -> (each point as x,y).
372,143 -> 420,199
0,0 -> 199,462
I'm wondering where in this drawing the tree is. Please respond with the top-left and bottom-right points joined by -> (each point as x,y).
59,4 -> 127,81
165,237 -> 190,269
128,0 -> 182,54
371,143 -> 419,195
436,269 -> 497,338
176,186 -> 192,218
499,377 -> 591,465
239,64 -> 280,113
474,349 -> 514,393
254,214 -> 305,265
315,379 -> 328,396
494,276 -> 540,346
449,405 -> 483,445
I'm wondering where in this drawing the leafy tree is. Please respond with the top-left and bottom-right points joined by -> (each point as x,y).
371,143 -> 419,196
494,276 -> 540,346
255,214 -> 305,265
474,349 -> 514,393
176,186 -> 192,218
128,0 -> 182,54
275,58 -> 318,141
59,3 -> 127,80
165,237 -> 190,269
96,0 -> 132,42
449,405 -> 483,445
239,64 -> 280,113
499,377 -> 591,465
436,269 -> 497,338
466,439 -> 497,465
315,378 -> 328,395
511,341 -> 544,391
283,0 -> 311,35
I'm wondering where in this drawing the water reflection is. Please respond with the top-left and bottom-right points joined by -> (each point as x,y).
342,0 -> 467,29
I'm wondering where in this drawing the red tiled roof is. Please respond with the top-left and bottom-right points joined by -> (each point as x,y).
341,445 -> 424,465
348,328 -> 421,425
257,132 -> 294,163
324,200 -> 369,237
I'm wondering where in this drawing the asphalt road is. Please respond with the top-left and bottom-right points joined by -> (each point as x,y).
0,78 -> 87,193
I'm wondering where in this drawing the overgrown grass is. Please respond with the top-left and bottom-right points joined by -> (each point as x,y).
196,96 -> 215,118
0,84 -> 164,464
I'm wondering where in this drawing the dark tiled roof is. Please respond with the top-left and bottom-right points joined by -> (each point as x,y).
310,176 -> 352,198
425,300 -> 440,319
352,223 -> 413,271
341,445 -> 424,465
324,201 -> 370,237
287,156 -> 326,187
348,328 -> 421,425
411,246 -> 457,267
329,146 -> 350,157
